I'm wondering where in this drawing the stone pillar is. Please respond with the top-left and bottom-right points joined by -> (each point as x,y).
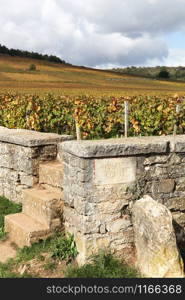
60,137 -> 169,265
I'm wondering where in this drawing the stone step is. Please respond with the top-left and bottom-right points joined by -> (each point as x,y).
22,187 -> 63,229
39,184 -> 63,196
4,213 -> 50,248
39,161 -> 63,189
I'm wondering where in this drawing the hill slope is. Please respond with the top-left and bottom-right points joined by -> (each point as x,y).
0,54 -> 185,95
111,66 -> 185,81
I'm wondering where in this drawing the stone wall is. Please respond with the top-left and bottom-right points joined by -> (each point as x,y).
60,135 -> 185,265
0,127 -> 185,267
0,126 -> 72,202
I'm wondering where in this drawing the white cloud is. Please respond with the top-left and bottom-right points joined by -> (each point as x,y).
163,48 -> 185,66
0,0 -> 185,67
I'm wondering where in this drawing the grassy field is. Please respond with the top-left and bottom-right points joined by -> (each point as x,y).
0,54 -> 185,96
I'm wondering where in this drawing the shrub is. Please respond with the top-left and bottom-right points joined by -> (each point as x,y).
29,64 -> 36,71
51,233 -> 78,263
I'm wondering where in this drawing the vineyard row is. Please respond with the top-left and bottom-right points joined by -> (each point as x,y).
0,93 -> 184,139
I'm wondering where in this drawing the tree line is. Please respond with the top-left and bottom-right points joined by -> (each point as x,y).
0,44 -> 69,65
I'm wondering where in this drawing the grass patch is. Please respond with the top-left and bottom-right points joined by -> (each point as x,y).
0,196 -> 22,227
65,251 -> 139,278
0,227 -> 7,240
0,236 -> 55,278
14,233 -> 77,263
15,238 -> 53,263
43,261 -> 56,271
0,233 -> 140,278
0,260 -> 20,278
0,260 -> 33,278
51,233 -> 78,263
0,196 -> 22,240
0,233 -> 78,278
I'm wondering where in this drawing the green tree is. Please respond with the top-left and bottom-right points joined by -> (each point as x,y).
157,67 -> 170,79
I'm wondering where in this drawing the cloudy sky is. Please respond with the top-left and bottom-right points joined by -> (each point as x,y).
1,0 -> 185,68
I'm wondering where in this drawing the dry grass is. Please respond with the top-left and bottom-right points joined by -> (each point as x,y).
1,72 -> 64,82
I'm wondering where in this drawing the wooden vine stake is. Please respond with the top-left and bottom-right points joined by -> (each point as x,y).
75,121 -> 82,140
173,103 -> 180,136
124,101 -> 129,138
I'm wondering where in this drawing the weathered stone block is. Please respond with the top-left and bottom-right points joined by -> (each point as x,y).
74,232 -> 112,265
0,128 -> 71,147
93,184 -> 132,203
143,155 -> 169,166
175,177 -> 185,191
20,174 -> 38,187
158,179 -> 175,193
93,157 -> 136,185
72,229 -> 134,266
95,198 -> 128,215
39,161 -> 63,188
167,197 -> 185,211
61,137 -> 168,158
63,206 -> 100,234
168,153 -> 181,165
99,223 -> 106,234
38,145 -> 57,161
23,188 -> 63,228
153,166 -> 168,177
106,216 -> 131,233
5,213 -> 51,248
132,195 -> 184,278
